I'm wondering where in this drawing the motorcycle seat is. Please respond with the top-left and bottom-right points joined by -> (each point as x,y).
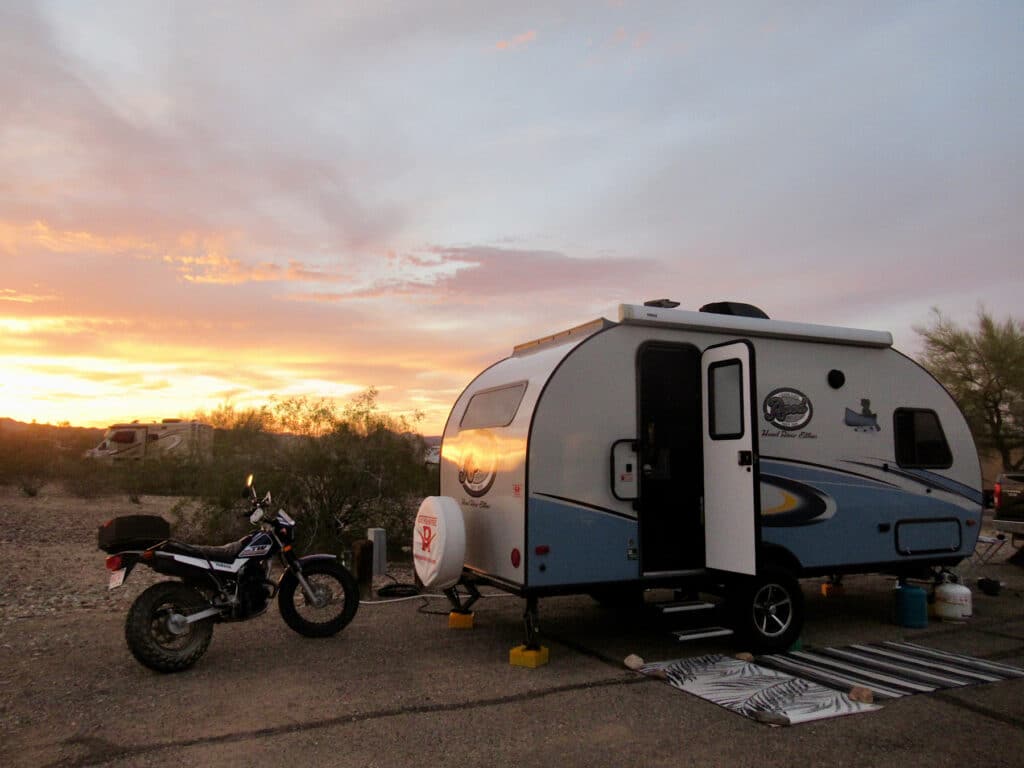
163,538 -> 251,563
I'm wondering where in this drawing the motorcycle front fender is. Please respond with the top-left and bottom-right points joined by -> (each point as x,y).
296,553 -> 338,565
277,553 -> 338,584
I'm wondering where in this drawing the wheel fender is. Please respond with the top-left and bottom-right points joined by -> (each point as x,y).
277,554 -> 339,587
296,554 -> 338,565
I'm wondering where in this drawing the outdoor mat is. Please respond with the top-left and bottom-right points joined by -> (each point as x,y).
638,643 -> 1024,726
638,654 -> 881,726
756,641 -> 1024,700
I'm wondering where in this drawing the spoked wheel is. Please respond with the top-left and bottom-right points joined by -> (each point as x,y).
125,582 -> 214,673
278,559 -> 359,637
731,567 -> 804,653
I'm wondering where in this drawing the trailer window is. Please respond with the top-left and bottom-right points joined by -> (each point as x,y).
111,431 -> 137,444
708,359 -> 744,439
894,409 -> 952,469
460,381 -> 528,430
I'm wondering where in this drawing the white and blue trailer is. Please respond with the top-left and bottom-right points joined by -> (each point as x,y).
414,301 -> 983,651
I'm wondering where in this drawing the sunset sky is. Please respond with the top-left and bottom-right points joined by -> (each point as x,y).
2,1 -> 1022,436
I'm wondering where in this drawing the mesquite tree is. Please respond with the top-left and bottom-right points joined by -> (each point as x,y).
916,308 -> 1024,471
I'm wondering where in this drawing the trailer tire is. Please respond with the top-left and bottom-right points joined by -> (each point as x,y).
730,567 -> 803,654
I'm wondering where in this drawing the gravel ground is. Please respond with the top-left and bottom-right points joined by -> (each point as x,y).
2,485 -> 1023,768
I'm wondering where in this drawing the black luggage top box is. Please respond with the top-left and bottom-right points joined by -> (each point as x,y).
98,515 -> 170,553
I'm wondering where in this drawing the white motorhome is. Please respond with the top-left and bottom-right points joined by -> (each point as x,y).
86,419 -> 213,461
415,301 -> 983,651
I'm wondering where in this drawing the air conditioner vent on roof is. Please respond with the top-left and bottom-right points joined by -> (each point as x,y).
699,301 -> 769,319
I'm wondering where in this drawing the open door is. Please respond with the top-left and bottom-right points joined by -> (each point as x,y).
636,342 -> 704,574
702,340 -> 760,576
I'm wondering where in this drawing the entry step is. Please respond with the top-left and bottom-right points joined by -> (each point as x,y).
672,626 -> 734,642
654,600 -> 717,615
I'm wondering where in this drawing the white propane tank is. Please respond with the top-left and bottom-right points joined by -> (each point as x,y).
413,496 -> 466,589
934,581 -> 972,620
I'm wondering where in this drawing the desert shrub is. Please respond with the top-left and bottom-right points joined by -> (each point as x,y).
0,432 -> 54,495
186,391 -> 435,554
60,459 -> 122,498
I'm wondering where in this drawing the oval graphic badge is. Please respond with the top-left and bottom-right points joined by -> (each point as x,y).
763,388 -> 813,431
458,431 -> 498,498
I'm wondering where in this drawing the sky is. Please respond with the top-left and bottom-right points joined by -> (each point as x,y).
1,1 -> 1022,435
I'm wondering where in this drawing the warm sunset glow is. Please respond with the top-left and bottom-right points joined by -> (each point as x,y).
2,4 -> 1021,435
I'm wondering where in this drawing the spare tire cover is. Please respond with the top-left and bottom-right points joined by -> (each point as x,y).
413,496 -> 466,589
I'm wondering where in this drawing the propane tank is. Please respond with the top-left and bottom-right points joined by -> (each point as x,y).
934,580 -> 972,620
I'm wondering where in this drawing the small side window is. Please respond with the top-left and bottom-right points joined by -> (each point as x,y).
460,381 -> 528,430
894,409 -> 952,469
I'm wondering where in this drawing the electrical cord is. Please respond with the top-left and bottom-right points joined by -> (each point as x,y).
358,573 -> 518,609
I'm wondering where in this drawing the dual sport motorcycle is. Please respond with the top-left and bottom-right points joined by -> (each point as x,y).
99,475 -> 359,672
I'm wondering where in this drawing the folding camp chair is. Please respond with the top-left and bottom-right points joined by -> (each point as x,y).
972,534 -> 1007,565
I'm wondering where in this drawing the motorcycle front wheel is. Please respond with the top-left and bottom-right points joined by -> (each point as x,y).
125,581 -> 214,673
278,560 -> 359,637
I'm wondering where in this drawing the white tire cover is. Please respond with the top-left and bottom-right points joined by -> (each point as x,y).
413,496 -> 466,589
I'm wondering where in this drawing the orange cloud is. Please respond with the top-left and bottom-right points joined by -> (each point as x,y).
0,288 -> 56,304
0,218 -> 351,287
495,30 -> 537,51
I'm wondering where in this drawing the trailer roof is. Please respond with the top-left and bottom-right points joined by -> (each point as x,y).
513,318 -> 613,356
618,304 -> 893,348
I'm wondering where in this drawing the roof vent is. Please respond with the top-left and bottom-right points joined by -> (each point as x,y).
643,298 -> 680,308
699,301 -> 769,319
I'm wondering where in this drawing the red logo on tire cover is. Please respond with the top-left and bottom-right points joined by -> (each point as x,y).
419,525 -> 435,553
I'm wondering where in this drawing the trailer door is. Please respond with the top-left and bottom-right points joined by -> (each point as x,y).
702,340 -> 760,576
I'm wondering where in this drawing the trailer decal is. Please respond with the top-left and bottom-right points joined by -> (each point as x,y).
763,388 -> 813,431
842,460 -> 984,506
844,399 -> 881,432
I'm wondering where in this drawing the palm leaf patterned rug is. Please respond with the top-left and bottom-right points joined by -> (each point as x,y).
640,643 -> 1024,726
640,654 -> 879,726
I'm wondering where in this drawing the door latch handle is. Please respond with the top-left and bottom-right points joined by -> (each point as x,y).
738,450 -> 753,466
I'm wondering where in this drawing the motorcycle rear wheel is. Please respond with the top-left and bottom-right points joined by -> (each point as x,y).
278,560 -> 359,637
125,581 -> 214,673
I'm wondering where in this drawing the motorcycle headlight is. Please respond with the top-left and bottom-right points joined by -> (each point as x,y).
249,508 -> 265,525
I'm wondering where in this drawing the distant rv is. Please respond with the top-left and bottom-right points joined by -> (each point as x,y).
86,419 -> 213,461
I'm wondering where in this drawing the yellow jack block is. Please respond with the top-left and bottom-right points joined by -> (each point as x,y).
448,611 -> 475,629
821,583 -> 845,597
509,645 -> 550,668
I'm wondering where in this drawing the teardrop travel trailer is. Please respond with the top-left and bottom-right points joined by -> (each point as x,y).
414,302 -> 983,652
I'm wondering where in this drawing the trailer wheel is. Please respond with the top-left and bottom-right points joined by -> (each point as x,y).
731,568 -> 803,654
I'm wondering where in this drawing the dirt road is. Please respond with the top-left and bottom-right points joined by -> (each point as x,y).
3,487 -> 1023,767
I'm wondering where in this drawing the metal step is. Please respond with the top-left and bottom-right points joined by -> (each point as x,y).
654,600 -> 717,615
672,626 -> 735,642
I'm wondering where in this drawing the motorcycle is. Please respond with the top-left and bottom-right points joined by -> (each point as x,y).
99,475 -> 359,672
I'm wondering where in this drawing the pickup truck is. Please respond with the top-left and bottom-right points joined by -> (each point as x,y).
993,472 -> 1024,541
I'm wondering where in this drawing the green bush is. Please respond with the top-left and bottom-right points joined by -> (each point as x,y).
3,391 -> 437,556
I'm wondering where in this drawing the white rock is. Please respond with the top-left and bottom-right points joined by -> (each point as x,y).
623,653 -> 645,670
